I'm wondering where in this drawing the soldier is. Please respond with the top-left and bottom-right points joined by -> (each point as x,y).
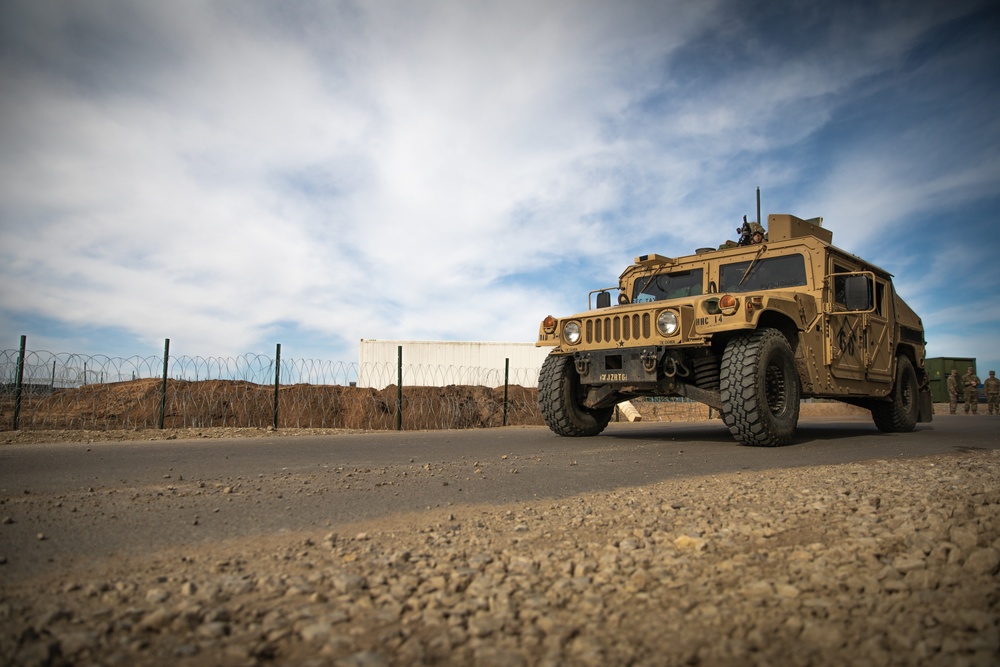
947,369 -> 960,414
985,370 -> 1000,415
962,366 -> 980,414
719,220 -> 767,250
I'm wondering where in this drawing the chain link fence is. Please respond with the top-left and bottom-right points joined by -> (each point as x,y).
1,348 -> 544,432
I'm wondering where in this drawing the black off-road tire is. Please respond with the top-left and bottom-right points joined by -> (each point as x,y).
871,356 -> 918,432
538,354 -> 613,437
720,329 -> 801,446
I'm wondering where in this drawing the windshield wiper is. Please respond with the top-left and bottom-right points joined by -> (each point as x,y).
738,245 -> 767,286
636,272 -> 661,299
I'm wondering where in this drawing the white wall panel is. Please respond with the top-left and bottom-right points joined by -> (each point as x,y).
358,340 -> 551,389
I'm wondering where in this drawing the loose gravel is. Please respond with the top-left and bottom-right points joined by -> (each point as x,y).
1,449 -> 998,667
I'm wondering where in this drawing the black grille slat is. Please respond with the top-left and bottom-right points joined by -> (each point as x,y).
578,313 -> 655,345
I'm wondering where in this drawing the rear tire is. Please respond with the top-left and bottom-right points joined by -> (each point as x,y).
871,356 -> 918,432
720,329 -> 801,446
538,355 -> 613,437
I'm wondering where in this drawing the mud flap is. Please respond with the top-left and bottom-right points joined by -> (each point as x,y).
917,387 -> 933,422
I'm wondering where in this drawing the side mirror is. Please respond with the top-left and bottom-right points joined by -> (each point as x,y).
843,275 -> 871,311
596,291 -> 612,309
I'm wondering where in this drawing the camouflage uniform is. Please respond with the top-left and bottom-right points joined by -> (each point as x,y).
947,370 -> 959,414
962,367 -> 980,414
985,371 -> 1000,415
718,221 -> 767,250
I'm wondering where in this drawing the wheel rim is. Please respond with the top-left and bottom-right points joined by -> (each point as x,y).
901,369 -> 915,413
765,361 -> 788,416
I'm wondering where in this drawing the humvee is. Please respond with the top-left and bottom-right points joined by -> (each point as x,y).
536,213 -> 932,446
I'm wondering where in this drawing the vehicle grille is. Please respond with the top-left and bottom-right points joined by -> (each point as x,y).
584,313 -> 652,345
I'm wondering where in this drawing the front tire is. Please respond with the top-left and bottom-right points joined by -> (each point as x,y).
720,329 -> 801,446
871,356 -> 918,432
538,354 -> 613,437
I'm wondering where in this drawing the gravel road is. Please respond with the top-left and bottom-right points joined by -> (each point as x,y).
2,428 -> 998,666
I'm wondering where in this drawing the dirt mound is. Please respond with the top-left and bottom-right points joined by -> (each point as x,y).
1,379 -> 545,433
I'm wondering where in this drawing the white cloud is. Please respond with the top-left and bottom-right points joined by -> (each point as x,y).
1,0 -> 998,365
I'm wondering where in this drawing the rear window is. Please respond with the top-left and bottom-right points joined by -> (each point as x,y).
719,254 -> 807,293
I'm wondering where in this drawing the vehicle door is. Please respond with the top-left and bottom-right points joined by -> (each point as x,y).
863,278 -> 894,382
825,262 -> 874,382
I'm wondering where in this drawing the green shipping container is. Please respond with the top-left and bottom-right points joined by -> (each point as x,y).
925,357 -> 976,403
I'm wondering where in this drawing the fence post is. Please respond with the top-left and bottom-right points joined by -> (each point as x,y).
503,357 -> 509,426
12,335 -> 26,430
272,343 -> 281,430
159,338 -> 170,429
396,345 -> 403,431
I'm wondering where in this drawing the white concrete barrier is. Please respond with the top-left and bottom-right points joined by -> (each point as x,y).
617,400 -> 642,422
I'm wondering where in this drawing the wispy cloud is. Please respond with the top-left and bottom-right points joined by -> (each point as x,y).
1,0 -> 998,373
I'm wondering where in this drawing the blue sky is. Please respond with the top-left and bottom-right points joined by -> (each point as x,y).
1,0 -> 998,374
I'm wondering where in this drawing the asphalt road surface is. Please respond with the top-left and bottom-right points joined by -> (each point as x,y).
2,413 -> 998,580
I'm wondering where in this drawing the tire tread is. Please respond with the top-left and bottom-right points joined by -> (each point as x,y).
538,355 -> 612,437
720,329 -> 800,447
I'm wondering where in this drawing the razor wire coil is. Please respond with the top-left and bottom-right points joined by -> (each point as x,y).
1,349 -> 545,432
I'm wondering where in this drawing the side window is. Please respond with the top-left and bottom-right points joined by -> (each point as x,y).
832,264 -> 851,308
874,281 -> 885,316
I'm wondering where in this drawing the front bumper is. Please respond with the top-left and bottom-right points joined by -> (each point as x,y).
573,348 -> 662,385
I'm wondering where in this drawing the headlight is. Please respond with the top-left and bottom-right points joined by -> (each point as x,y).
563,321 -> 582,344
657,310 -> 679,336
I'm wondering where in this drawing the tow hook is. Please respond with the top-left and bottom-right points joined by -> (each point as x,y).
640,349 -> 659,374
574,354 -> 591,375
662,354 -> 690,378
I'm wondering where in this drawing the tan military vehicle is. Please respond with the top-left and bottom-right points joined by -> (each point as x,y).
536,213 -> 933,446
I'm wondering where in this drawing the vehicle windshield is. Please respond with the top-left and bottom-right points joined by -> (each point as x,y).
719,254 -> 807,293
633,269 -> 704,302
